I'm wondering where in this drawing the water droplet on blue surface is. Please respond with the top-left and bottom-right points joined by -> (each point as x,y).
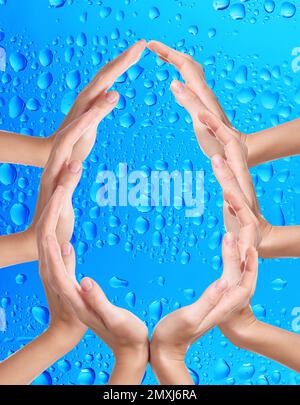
49,0 -> 66,7
32,371 -> 52,385
66,69 -> 81,90
149,6 -> 160,20
0,164 -> 17,185
280,2 -> 296,18
9,95 -> 25,119
10,203 -> 29,225
109,276 -> 128,288
9,52 -> 27,72
271,278 -> 287,291
77,368 -> 96,385
119,113 -> 135,128
148,300 -> 162,321
135,216 -> 150,234
229,4 -> 245,20
213,0 -> 230,11
31,306 -> 49,325
214,358 -> 231,379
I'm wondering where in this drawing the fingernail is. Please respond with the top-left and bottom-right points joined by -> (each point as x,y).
215,278 -> 228,292
171,80 -> 184,94
68,160 -> 81,174
212,155 -> 225,168
227,205 -> 237,217
106,91 -> 118,103
224,232 -> 235,245
81,278 -> 93,292
61,242 -> 71,257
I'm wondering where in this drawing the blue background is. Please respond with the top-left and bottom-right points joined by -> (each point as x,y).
1,0 -> 300,385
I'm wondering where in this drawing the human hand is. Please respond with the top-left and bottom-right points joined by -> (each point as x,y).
150,193 -> 259,384
204,110 -> 273,258
39,188 -> 149,384
147,40 -> 247,158
37,185 -> 87,346
48,40 -> 146,162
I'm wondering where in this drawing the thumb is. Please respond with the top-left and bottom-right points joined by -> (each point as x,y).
80,277 -> 111,315
57,160 -> 82,198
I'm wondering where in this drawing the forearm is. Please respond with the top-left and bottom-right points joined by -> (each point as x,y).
0,130 -> 51,167
231,321 -> 300,373
259,225 -> 300,258
109,348 -> 148,385
247,119 -> 300,167
0,328 -> 74,385
0,229 -> 37,268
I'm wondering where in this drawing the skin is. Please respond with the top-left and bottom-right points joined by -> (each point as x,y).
147,40 -> 300,166
0,171 -> 86,385
147,41 -> 300,258
150,185 -> 260,384
0,40 -> 146,167
0,40 -> 147,269
39,187 -> 149,385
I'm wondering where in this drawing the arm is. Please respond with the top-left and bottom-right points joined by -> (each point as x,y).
259,225 -> 300,258
147,41 -> 300,168
228,319 -> 300,374
247,119 -> 300,167
38,191 -> 149,385
0,229 -> 37,268
0,40 -> 146,169
0,328 -> 77,385
0,130 -> 51,168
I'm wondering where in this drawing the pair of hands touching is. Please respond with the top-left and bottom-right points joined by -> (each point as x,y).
31,41 -> 261,386
1,39 -> 300,385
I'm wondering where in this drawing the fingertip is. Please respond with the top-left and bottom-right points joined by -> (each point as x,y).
61,242 -> 72,257
68,160 -> 82,174
215,278 -> 228,292
105,90 -> 119,104
224,232 -> 236,246
170,80 -> 184,94
81,277 -> 94,292
212,154 -> 225,168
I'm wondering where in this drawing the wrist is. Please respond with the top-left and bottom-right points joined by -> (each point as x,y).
150,345 -> 193,385
46,324 -> 83,353
40,136 -> 53,167
22,227 -> 38,263
109,345 -> 149,385
219,310 -> 258,349
257,221 -> 275,258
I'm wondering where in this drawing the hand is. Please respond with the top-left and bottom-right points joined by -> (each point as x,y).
28,96 -> 118,258
39,188 -> 149,384
204,110 -> 273,258
48,40 -> 146,162
150,192 -> 259,384
37,185 -> 87,345
147,40 -> 247,158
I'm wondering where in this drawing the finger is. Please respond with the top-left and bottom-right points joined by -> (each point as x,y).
80,278 -> 112,319
198,110 -> 238,145
148,40 -> 228,121
211,154 -> 244,198
43,108 -> 100,181
37,185 -> 65,244
57,160 -> 82,197
170,80 -> 224,155
240,247 -> 258,294
193,278 -> 228,320
61,242 -> 76,279
221,232 -> 241,285
170,80 -> 206,118
46,235 -> 87,316
202,111 -> 257,208
83,40 -> 146,100
224,191 -> 259,259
